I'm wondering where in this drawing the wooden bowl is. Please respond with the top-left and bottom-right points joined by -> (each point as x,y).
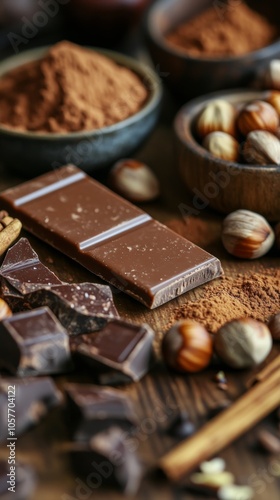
174,89 -> 280,221
145,0 -> 280,100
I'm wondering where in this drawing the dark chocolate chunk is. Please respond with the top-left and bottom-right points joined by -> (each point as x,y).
0,165 -> 223,308
71,319 -> 154,384
0,460 -> 36,499
0,307 -> 72,376
165,411 -> 195,439
0,237 -> 63,294
0,377 -> 61,442
0,238 -> 119,334
69,427 -> 143,495
64,383 -> 138,441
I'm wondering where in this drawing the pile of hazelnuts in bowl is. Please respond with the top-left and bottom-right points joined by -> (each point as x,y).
196,60 -> 280,165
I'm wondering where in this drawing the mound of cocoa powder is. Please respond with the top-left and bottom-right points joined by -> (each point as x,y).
166,2 -> 280,57
0,41 -> 148,133
169,270 -> 280,334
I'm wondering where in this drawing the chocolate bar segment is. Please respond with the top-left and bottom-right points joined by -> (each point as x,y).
64,384 -> 138,441
0,165 -> 223,308
0,377 -> 61,442
69,427 -> 143,495
71,319 -> 154,384
0,307 -> 72,376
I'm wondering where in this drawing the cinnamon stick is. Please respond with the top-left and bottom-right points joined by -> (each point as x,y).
159,367 -> 280,482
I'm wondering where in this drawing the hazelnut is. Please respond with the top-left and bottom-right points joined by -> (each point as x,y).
214,318 -> 272,369
162,320 -> 213,373
268,313 -> 280,341
218,485 -> 254,500
108,159 -> 160,203
0,298 -> 12,320
243,130 -> 280,165
237,100 -> 279,136
203,132 -> 240,162
222,209 -> 275,259
266,90 -> 280,115
200,458 -> 226,475
196,99 -> 236,139
262,60 -> 280,91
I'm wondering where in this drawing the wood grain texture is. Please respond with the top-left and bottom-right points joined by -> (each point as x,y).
0,91 -> 279,500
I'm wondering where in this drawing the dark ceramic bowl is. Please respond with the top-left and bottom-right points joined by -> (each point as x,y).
0,46 -> 162,177
145,0 -> 280,101
174,89 -> 280,221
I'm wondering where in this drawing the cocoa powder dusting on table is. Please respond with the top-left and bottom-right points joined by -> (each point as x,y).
169,271 -> 280,334
166,2 -> 279,57
0,41 -> 148,133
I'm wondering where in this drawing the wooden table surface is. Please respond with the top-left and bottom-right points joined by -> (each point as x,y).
0,89 -> 279,500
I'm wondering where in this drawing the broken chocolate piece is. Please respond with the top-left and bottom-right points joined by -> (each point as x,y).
0,165 -> 223,308
71,319 -> 154,384
69,427 -> 143,495
0,377 -> 61,442
0,237 -> 63,294
0,460 -> 36,499
65,383 -> 138,441
0,307 -> 72,376
0,238 -> 119,334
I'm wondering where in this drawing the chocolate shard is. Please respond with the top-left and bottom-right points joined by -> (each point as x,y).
0,307 -> 72,376
64,383 -> 138,441
0,237 -> 63,294
71,319 -> 154,384
3,282 -> 119,336
0,165 -> 223,308
69,427 -> 143,495
0,377 -> 61,442
0,460 -> 36,500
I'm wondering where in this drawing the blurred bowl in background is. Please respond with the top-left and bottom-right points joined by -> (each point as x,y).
175,89 -> 280,220
145,0 -> 280,101
0,45 -> 162,177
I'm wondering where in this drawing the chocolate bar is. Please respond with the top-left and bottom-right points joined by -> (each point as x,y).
0,238 -> 119,334
0,307 -> 72,376
69,427 -> 143,495
0,460 -> 36,500
71,319 -> 154,384
0,165 -> 223,308
0,377 -> 61,442
65,383 -> 138,441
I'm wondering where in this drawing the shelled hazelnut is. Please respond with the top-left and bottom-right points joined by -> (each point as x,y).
266,90 -> 280,115
203,132 -> 240,162
214,318 -> 272,369
162,319 -> 213,373
261,60 -> 280,91
237,100 -> 279,136
222,209 -> 275,259
268,313 -> 280,341
108,159 -> 160,203
196,99 -> 236,139
243,130 -> 280,165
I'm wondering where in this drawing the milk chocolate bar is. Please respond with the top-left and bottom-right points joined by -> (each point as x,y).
0,165 -> 223,308
65,383 -> 138,441
71,319 -> 154,384
0,307 -> 72,376
0,377 -> 61,442
69,427 -> 143,495
0,238 -> 119,334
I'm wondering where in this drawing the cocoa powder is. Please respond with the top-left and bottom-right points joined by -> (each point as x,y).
166,2 -> 279,57
169,271 -> 280,334
0,41 -> 148,133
